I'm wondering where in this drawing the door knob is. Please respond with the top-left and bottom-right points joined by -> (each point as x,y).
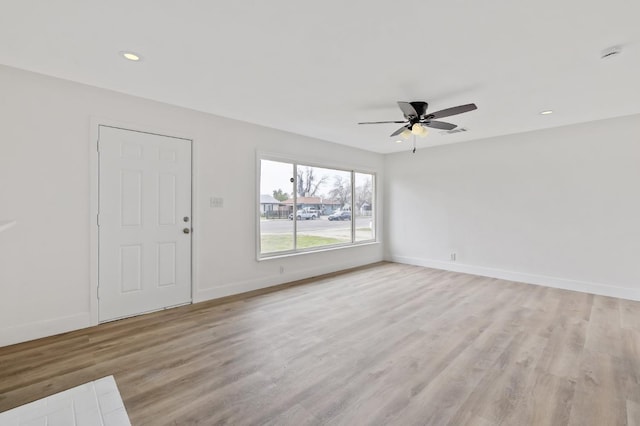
183,228 -> 191,234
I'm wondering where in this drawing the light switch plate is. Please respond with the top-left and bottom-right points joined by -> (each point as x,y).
210,197 -> 224,208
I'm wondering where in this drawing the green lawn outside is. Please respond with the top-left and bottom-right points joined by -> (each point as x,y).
261,234 -> 348,253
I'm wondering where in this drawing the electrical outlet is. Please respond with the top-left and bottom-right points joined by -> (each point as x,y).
450,252 -> 457,261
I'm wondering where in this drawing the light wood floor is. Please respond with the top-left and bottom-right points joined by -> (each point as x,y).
1,262 -> 640,425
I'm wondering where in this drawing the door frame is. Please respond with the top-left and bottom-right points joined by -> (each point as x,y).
89,117 -> 198,325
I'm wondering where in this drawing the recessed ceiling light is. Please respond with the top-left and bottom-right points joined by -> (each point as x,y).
120,51 -> 141,61
540,110 -> 553,115
395,140 -> 403,143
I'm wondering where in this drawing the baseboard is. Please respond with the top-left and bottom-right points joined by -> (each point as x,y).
0,312 -> 92,348
389,255 -> 640,301
0,258 -> 381,348
194,258 -> 379,303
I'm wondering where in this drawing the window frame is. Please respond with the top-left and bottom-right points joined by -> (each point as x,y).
256,152 -> 377,260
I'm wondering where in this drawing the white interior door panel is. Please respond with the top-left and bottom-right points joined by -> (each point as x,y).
98,126 -> 192,322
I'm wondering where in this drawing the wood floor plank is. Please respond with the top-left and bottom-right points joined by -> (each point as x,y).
443,331 -> 548,426
622,329 -> 640,404
620,299 -> 640,332
568,349 -> 629,425
629,399 -> 640,426
584,296 -> 625,356
500,372 -> 576,426
1,262 -> 640,425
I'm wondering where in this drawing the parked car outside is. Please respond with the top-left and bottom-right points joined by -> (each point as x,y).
289,208 -> 318,220
328,211 -> 351,221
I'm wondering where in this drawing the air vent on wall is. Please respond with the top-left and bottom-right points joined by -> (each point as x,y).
441,127 -> 468,135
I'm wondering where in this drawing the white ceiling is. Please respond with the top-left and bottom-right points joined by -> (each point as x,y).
1,0 -> 639,153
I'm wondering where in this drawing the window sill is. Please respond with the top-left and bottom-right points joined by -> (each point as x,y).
257,240 -> 379,261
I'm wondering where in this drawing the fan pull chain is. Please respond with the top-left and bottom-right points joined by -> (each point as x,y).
412,135 -> 416,154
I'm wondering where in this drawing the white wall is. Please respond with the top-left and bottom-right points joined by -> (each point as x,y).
0,65 -> 384,347
385,113 -> 640,300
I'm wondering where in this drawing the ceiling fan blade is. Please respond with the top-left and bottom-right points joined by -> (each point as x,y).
357,120 -> 407,125
397,101 -> 419,119
390,125 -> 410,137
422,120 -> 457,130
427,103 -> 477,120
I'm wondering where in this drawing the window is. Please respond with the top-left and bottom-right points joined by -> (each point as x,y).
258,157 -> 375,257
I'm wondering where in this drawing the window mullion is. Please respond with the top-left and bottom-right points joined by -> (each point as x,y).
351,171 -> 355,243
293,163 -> 297,251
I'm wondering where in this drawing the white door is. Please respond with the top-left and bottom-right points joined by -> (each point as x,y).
98,126 -> 192,322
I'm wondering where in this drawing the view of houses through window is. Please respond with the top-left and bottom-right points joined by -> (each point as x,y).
259,159 -> 375,256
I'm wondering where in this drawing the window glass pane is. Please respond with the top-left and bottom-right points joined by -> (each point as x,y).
258,157 -> 376,258
355,172 -> 374,241
260,160 -> 294,254
295,165 -> 352,250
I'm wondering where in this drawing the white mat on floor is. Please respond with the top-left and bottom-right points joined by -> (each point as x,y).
0,376 -> 131,426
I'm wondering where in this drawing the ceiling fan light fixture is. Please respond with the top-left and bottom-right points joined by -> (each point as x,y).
411,124 -> 428,137
400,129 -> 412,139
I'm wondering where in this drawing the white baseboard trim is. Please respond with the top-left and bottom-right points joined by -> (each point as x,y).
194,258 -> 379,303
389,255 -> 640,302
0,259 -> 381,348
0,312 -> 92,348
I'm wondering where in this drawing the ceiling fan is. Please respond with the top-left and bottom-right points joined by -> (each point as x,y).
358,101 -> 478,138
